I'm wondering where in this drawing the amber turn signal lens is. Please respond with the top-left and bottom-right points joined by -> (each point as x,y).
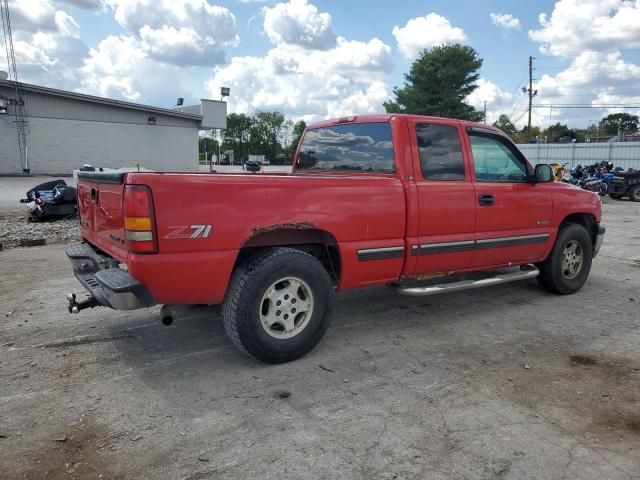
124,216 -> 152,231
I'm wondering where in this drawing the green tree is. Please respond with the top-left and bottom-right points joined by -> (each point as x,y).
493,114 -> 517,136
250,111 -> 286,161
384,44 -> 484,121
289,120 -> 306,156
543,122 -> 570,143
222,113 -> 253,162
599,113 -> 639,135
512,126 -> 541,144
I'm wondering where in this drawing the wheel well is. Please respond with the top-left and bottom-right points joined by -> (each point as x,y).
234,228 -> 341,284
560,213 -> 597,244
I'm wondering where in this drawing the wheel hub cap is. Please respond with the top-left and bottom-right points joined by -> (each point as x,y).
259,277 -> 314,339
561,240 -> 583,280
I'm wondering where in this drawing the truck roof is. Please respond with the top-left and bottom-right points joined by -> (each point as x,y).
309,114 -> 502,134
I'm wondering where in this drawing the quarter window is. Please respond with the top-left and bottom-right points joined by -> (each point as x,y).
297,122 -> 395,173
416,124 -> 465,180
470,134 -> 529,182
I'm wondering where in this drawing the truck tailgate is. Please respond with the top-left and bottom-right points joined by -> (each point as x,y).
77,172 -> 128,262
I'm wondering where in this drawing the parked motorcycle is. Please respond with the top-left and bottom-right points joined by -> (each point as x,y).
19,179 -> 77,221
562,161 -> 614,195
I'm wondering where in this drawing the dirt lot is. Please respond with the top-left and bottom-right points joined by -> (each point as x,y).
1,198 -> 639,480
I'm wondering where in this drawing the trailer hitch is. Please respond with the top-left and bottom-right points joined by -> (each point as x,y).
66,293 -> 100,314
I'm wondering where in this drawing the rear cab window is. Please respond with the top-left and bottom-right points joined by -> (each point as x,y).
296,122 -> 395,173
416,123 -> 465,181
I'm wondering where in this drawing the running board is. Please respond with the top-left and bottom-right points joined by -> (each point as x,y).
396,265 -> 540,297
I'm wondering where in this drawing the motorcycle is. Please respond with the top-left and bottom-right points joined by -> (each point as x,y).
563,161 -> 614,195
19,179 -> 77,221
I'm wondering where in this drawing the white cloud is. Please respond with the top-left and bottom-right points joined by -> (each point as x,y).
139,25 -> 225,66
529,0 -> 640,56
206,37 -> 393,120
262,0 -> 336,50
79,35 -> 195,104
392,13 -> 467,60
103,0 -> 238,66
8,0 -> 78,34
465,78 -> 515,124
7,1 -> 88,89
490,13 -> 521,31
55,0 -> 104,10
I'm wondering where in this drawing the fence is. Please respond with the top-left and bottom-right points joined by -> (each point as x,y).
516,143 -> 640,170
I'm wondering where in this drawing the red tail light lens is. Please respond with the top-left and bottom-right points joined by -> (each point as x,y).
123,185 -> 157,254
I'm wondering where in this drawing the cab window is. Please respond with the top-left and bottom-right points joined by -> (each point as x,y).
469,133 -> 529,182
297,122 -> 395,173
416,124 -> 465,181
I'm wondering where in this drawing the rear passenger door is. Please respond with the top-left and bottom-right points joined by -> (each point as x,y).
410,120 -> 477,275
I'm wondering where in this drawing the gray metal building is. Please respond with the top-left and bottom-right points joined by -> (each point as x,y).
0,79 -> 226,175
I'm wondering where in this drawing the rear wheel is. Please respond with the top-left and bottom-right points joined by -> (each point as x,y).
537,223 -> 593,295
222,247 -> 334,363
629,185 -> 640,202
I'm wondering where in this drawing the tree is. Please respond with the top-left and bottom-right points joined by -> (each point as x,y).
289,120 -> 306,156
384,44 -> 484,121
543,122 -> 570,143
250,111 -> 286,161
493,114 -> 517,136
222,113 -> 252,162
512,126 -> 541,144
599,113 -> 639,135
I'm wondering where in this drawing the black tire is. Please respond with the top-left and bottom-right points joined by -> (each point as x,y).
222,247 -> 334,363
609,192 -> 624,200
629,185 -> 640,202
537,223 -> 593,295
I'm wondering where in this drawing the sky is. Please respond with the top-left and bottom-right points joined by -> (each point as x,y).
3,0 -> 640,129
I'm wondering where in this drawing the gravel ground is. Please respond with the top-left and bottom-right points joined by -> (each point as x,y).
0,216 -> 81,248
0,198 -> 639,480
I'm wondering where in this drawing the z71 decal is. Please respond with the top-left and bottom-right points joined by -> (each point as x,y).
164,225 -> 213,240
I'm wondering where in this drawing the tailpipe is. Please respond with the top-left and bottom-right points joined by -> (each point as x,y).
160,304 -> 178,326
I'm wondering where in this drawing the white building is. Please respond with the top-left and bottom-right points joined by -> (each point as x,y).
0,79 -> 226,175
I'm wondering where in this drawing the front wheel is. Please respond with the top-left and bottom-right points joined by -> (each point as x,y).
537,224 -> 593,295
222,247 -> 334,363
629,185 -> 640,202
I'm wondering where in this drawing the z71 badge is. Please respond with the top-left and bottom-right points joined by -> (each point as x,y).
164,225 -> 212,240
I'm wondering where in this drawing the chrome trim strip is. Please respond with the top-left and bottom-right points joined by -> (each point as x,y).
475,234 -> 549,249
357,246 -> 405,261
415,234 -> 550,256
418,240 -> 475,255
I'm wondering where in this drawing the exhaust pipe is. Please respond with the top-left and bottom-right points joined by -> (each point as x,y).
160,305 -> 177,326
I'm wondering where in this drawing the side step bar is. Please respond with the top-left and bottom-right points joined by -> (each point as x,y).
396,265 -> 540,297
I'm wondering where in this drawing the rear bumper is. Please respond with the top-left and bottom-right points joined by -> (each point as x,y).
66,243 -> 156,310
593,224 -> 605,257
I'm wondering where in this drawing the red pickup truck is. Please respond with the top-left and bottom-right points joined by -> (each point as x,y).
66,114 -> 604,363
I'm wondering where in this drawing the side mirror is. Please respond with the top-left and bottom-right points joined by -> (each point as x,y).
532,164 -> 554,183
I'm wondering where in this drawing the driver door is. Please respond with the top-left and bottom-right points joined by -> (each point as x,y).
466,129 -> 553,268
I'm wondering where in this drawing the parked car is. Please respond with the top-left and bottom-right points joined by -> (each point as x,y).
66,114 -> 604,363
609,170 -> 640,201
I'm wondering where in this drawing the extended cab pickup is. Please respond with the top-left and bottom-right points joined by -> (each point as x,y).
66,114 -> 604,363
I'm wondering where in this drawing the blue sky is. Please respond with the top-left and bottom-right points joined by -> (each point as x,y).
5,0 -> 640,128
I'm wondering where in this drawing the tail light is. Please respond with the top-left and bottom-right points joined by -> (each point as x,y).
123,185 -> 157,254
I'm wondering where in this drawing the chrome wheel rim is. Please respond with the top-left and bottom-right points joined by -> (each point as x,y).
561,240 -> 583,280
259,277 -> 314,339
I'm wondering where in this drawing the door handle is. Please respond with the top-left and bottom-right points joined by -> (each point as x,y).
478,194 -> 494,206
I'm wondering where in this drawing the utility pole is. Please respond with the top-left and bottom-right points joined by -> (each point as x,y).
523,56 -> 538,142
483,101 -> 487,124
527,56 -> 533,141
